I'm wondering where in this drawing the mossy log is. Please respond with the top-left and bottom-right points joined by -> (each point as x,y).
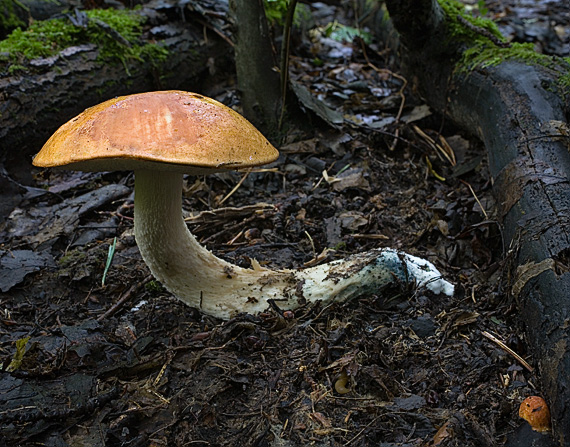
0,19 -> 230,169
383,0 -> 570,443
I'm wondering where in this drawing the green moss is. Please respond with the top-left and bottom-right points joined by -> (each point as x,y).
264,0 -> 288,26
137,40 -> 169,68
264,0 -> 312,28
58,249 -> 87,268
438,0 -> 561,72
86,8 -> 167,66
0,20 -> 77,60
439,0 -> 504,43
462,41 -> 552,70
333,241 -> 347,251
145,280 -> 165,294
559,64 -> 570,91
438,0 -> 507,71
0,8 -> 168,72
0,0 -> 27,35
89,8 -> 147,61
6,62 -> 24,73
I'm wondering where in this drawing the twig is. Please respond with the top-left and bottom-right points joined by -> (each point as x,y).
481,330 -> 534,372
97,276 -> 152,321
185,203 -> 276,224
351,233 -> 390,240
195,18 -> 235,48
219,169 -> 250,205
346,415 -> 381,445
414,125 -> 456,166
304,230 -> 316,260
227,229 -> 245,245
438,134 -> 457,166
460,179 -> 489,220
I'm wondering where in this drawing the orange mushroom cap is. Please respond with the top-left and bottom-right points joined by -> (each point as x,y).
33,90 -> 279,173
519,396 -> 551,433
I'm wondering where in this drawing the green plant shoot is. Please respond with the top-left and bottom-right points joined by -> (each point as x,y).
102,237 -> 117,286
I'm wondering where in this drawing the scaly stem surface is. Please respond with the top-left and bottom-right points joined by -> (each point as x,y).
134,170 -> 454,319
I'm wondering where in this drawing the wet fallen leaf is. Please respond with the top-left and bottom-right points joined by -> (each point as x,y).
0,249 -> 54,292
433,420 -> 454,446
331,167 -> 370,191
5,184 -> 130,247
338,211 -> 368,230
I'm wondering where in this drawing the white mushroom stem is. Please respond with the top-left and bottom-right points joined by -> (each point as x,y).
134,170 -> 454,319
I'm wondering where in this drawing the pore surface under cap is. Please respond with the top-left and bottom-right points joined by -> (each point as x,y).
33,91 -> 278,172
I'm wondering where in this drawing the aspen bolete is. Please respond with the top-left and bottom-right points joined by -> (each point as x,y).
33,90 -> 454,319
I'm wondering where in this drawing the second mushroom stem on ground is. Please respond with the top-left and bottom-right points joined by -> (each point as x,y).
133,170 -> 454,320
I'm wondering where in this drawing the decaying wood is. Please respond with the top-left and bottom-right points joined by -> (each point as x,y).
383,0 -> 570,443
0,17 -> 230,167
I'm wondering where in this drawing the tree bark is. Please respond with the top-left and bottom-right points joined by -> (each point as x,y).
0,20 -> 230,174
383,0 -> 570,443
230,0 -> 281,135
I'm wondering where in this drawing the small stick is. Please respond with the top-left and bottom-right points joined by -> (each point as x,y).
460,179 -> 488,220
351,233 -> 390,240
481,330 -> 534,372
304,231 -> 316,260
227,229 -> 245,245
97,276 -> 152,321
219,169 -> 250,205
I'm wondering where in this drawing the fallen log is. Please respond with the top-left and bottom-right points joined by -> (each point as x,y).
382,0 -> 570,443
0,10 -> 230,169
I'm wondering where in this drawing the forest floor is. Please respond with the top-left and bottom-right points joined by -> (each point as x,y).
0,1 -> 568,446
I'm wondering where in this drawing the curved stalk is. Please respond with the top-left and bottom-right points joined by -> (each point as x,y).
134,170 -> 454,319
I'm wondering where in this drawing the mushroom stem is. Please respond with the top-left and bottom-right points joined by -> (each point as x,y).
134,170 -> 454,319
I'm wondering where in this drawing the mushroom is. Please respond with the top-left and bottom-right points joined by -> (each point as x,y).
519,396 -> 551,433
33,90 -> 454,319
